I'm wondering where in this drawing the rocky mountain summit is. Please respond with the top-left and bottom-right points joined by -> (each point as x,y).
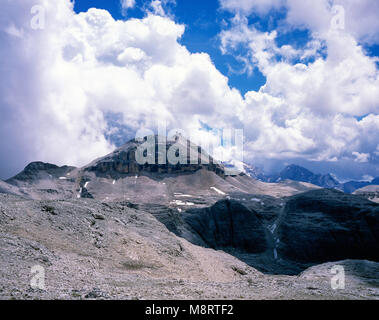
6,162 -> 76,184
0,137 -> 378,300
266,164 -> 339,188
84,135 -> 227,178
4,136 -> 320,202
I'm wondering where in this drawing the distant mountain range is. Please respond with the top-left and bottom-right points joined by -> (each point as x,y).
241,163 -> 379,194
266,164 -> 339,188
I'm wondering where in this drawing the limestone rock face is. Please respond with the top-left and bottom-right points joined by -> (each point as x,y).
84,135 -> 229,179
277,189 -> 379,264
181,199 -> 268,253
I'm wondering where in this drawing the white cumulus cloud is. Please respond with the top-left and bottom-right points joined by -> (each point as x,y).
219,0 -> 379,168
0,0 -> 243,177
121,0 -> 136,15
0,0 -> 378,179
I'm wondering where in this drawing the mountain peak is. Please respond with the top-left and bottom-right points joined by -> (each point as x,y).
84,135 -> 235,179
266,164 -> 339,189
7,162 -> 76,184
279,165 -> 315,181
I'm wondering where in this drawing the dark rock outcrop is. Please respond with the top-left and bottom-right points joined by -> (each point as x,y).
181,199 -> 268,253
277,189 -> 379,264
6,162 -> 75,184
80,188 -> 94,199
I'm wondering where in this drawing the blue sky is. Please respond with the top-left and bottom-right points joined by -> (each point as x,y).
74,0 -> 267,94
73,0 -> 379,95
72,0 -> 379,179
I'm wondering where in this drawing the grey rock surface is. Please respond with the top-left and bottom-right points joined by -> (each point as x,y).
0,194 -> 378,300
0,180 -> 23,197
1,138 -> 378,300
277,189 -> 379,271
